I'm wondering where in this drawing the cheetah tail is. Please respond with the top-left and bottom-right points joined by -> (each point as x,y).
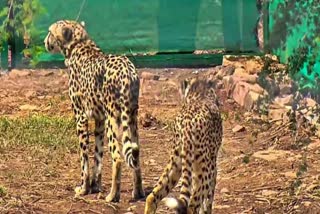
122,140 -> 140,169
163,197 -> 188,213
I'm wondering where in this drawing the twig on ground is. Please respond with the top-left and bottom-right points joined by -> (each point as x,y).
234,185 -> 283,193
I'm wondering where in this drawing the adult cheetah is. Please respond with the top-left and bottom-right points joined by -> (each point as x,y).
44,20 -> 144,202
145,77 -> 223,214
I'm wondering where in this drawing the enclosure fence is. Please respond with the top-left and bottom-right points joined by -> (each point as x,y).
0,0 -> 319,83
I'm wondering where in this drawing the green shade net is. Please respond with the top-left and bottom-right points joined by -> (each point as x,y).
268,0 -> 320,93
30,0 -> 260,62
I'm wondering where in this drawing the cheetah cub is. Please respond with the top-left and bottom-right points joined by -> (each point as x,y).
145,77 -> 223,214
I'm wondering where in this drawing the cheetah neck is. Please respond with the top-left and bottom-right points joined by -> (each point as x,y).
64,39 -> 102,59
64,39 -> 104,69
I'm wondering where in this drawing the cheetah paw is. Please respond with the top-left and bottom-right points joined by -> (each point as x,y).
132,188 -> 145,200
105,192 -> 120,203
74,186 -> 89,197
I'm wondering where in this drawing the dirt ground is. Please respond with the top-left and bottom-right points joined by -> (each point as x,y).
0,67 -> 319,214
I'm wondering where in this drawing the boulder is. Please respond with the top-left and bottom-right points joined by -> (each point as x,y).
268,108 -> 290,122
214,65 -> 235,80
222,55 -> 264,75
273,95 -> 294,107
279,84 -> 292,95
244,91 -> 262,110
304,98 -> 317,108
233,67 -> 247,76
231,81 -> 266,110
222,75 -> 259,96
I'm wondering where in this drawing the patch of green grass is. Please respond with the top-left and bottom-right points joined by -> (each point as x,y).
0,115 -> 77,151
221,111 -> 229,121
0,186 -> 7,197
242,154 -> 250,164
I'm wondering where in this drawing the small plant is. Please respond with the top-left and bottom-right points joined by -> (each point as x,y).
0,0 -> 46,67
0,186 -> 7,197
269,0 -> 320,102
242,154 -> 250,164
289,153 -> 308,195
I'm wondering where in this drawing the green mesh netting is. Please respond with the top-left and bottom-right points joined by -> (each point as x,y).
30,0 -> 259,62
268,0 -> 320,93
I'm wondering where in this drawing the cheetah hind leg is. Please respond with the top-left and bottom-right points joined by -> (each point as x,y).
129,110 -> 145,200
74,115 -> 91,197
90,118 -> 105,194
203,164 -> 218,214
105,114 -> 122,202
145,145 -> 182,214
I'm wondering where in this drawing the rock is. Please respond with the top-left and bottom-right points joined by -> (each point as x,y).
279,84 -> 292,95
223,75 -> 259,95
305,98 -> 317,108
232,82 -> 249,107
215,65 -> 235,80
9,69 -> 31,78
248,83 -> 266,95
220,188 -> 230,194
244,91 -> 262,110
306,184 -> 319,192
222,55 -> 264,74
231,81 -> 266,110
19,104 -> 38,111
283,171 -> 297,179
264,54 -> 279,62
215,81 -> 224,89
260,76 -> 280,97
140,71 -> 160,80
303,201 -> 312,207
252,149 -> 291,161
308,140 -> 320,150
127,205 -> 137,212
268,108 -> 290,122
215,205 -> 231,209
43,106 -> 52,111
158,77 -> 168,81
25,90 -> 37,99
232,125 -> 246,133
261,190 -> 278,196
245,58 -> 264,74
222,76 -> 235,95
39,70 -> 54,76
273,95 -> 294,107
240,74 -> 258,84
139,112 -> 157,128
233,68 -> 247,76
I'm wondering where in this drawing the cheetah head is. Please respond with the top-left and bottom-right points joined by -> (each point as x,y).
180,77 -> 220,105
44,20 -> 88,55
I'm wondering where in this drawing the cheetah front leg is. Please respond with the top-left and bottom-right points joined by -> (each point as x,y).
144,143 -> 182,214
90,118 -> 105,194
105,113 -> 122,202
74,113 -> 91,196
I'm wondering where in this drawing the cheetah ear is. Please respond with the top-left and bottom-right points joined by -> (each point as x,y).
180,79 -> 190,99
80,21 -> 85,27
206,79 -> 216,88
62,27 -> 73,42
